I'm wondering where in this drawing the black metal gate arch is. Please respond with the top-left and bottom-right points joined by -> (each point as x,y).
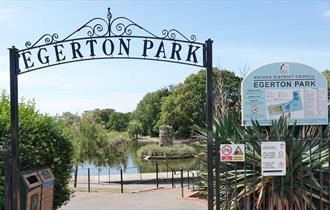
6,8 -> 214,210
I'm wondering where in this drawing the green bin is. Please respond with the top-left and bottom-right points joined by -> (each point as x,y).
20,170 -> 43,210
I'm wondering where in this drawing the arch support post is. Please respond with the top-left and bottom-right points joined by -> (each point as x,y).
6,46 -> 20,210
205,39 -> 214,210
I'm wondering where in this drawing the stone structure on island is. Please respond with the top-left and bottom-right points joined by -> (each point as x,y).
159,125 -> 174,146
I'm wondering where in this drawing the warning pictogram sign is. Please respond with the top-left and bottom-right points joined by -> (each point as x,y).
220,144 -> 245,162
221,145 -> 232,155
234,146 -> 243,155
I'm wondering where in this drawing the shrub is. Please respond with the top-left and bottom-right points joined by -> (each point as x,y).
0,92 -> 74,209
137,144 -> 196,158
195,110 -> 330,209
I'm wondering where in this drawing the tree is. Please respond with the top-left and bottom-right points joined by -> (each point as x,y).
79,111 -> 130,166
133,88 -> 171,136
322,69 -> 330,100
79,111 -> 109,165
107,111 -> 131,132
60,112 -> 82,162
92,108 -> 115,126
158,69 -> 241,138
216,69 -> 241,107
83,109 -> 131,132
157,95 -> 192,138
0,92 -> 74,209
83,108 -> 115,129
127,120 -> 143,140
59,112 -> 82,188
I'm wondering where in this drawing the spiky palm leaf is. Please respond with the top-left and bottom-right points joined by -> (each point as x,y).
195,110 -> 330,210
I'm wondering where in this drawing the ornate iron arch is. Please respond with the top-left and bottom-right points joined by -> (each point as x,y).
18,8 -> 206,74
6,8 -> 214,210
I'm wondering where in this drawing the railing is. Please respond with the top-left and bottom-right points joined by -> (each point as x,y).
214,137 -> 330,210
72,162 -> 199,196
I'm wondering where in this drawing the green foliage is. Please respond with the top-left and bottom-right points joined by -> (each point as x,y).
322,69 -> 330,100
158,69 -> 241,138
79,111 -> 129,167
59,112 -> 82,163
195,110 -> 330,209
82,109 -> 131,132
107,111 -> 131,132
107,130 -> 129,139
0,92 -> 74,209
137,144 -> 196,158
217,69 -> 242,107
101,131 -> 130,166
127,120 -> 143,140
88,108 -> 115,126
79,111 -> 108,163
158,70 -> 205,137
134,88 -> 171,136
322,69 -> 330,86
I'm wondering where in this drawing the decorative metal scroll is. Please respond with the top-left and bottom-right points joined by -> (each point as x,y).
24,8 -> 198,49
18,8 -> 205,74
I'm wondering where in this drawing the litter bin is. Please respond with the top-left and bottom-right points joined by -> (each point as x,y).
20,170 -> 43,210
37,168 -> 55,210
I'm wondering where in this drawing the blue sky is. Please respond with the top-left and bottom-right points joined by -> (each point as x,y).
0,0 -> 330,115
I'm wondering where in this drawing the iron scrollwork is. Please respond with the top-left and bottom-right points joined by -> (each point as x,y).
24,8 -> 198,49
161,29 -> 196,42
25,33 -> 59,48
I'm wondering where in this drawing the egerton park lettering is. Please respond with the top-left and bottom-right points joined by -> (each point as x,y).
253,75 -> 316,88
19,37 -> 203,71
254,80 -> 316,88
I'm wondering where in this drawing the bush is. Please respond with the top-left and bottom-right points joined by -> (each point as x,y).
195,110 -> 330,209
137,144 -> 196,158
0,92 -> 74,209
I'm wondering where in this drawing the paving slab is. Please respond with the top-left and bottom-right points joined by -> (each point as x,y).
59,188 -> 206,210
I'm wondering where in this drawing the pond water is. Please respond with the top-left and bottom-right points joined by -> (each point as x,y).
76,141 -> 200,176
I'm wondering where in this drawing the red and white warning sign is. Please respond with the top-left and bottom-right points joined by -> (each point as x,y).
220,144 -> 245,162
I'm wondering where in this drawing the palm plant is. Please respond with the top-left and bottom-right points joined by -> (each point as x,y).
195,109 -> 330,209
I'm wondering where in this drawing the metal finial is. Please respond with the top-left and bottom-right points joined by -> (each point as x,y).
107,7 -> 112,21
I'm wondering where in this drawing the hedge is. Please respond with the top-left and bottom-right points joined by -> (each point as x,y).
0,92 -> 74,209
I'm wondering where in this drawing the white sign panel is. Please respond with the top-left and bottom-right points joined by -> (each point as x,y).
220,144 -> 245,162
242,62 -> 328,126
261,141 -> 286,176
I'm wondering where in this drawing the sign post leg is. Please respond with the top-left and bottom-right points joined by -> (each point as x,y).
205,39 -> 214,210
8,46 -> 20,210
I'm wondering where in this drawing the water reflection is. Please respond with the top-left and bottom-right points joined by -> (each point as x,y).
76,141 -> 199,176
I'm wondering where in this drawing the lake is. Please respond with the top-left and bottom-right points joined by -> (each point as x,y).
76,141 -> 200,176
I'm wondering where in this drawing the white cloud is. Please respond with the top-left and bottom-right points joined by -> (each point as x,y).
0,8 -> 11,22
323,10 -> 330,17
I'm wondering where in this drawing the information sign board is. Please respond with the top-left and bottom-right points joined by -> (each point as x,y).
242,62 -> 328,126
261,141 -> 286,176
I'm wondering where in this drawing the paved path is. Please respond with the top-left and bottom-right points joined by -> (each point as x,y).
59,188 -> 206,210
